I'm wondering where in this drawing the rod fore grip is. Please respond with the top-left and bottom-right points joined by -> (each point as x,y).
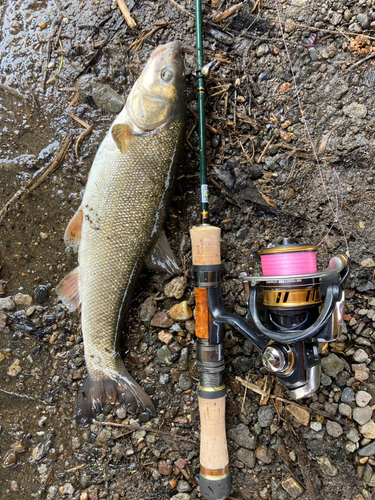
190,225 -> 221,266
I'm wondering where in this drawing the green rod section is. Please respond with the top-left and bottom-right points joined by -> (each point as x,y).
195,0 -> 209,224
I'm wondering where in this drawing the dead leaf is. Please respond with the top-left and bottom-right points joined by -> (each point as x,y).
258,191 -> 276,207
286,405 -> 310,426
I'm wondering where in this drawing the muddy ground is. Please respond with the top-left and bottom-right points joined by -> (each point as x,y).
1,0 -> 375,499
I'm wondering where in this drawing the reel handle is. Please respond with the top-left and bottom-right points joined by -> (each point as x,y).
190,225 -> 231,500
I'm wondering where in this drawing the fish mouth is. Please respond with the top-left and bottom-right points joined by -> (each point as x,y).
151,40 -> 182,59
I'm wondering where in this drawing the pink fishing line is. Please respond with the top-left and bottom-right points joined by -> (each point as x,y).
261,252 -> 317,276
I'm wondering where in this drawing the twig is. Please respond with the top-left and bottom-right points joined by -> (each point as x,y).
37,468 -> 54,500
212,3 -> 243,23
65,463 -> 87,474
166,0 -> 194,18
188,106 -> 220,134
345,50 -> 375,72
0,134 -> 72,220
0,84 -> 24,100
257,136 -> 275,164
235,376 -> 268,396
42,16 -> 62,92
95,421 -> 198,446
115,0 -> 136,29
64,89 -> 92,157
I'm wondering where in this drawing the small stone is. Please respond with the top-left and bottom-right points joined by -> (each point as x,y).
10,481 -> 19,491
25,306 -> 36,317
280,129 -> 292,143
14,293 -> 33,307
321,353 -> 346,378
139,297 -> 157,323
359,441 -> 375,457
360,421 -> 375,439
0,352 -> 4,363
320,373 -> 332,386
3,450 -> 17,468
345,441 -> 356,453
353,363 -> 370,382
353,406 -> 372,425
348,22 -> 362,33
227,423 -> 257,450
151,311 -> 174,328
185,320 -> 195,335
310,421 -> 322,432
326,420 -> 343,437
178,373 -> 192,391
96,429 -> 111,444
357,13 -> 370,29
179,347 -> 189,371
281,477 -> 304,499
357,391 -> 372,407
158,330 -> 174,344
164,277 -> 186,300
0,311 -> 8,328
343,102 -> 367,119
368,474 -> 375,487
176,480 -> 191,493
258,406 -> 275,428
330,12 -> 342,26
361,258 -> 375,268
158,460 -> 173,475
236,448 -> 255,468
347,428 -> 360,443
308,47 -> 318,61
7,359 -> 21,377
316,456 -> 338,476
341,387 -> 355,403
168,301 -> 193,321
31,433 -> 54,462
354,349 -> 369,363
170,494 -> 191,500
255,446 -> 272,464
157,345 -> 173,365
339,403 -> 352,417
62,483 -> 74,495
40,232 -> 49,240
0,297 -> 15,311
34,285 -> 49,304
256,43 -> 269,57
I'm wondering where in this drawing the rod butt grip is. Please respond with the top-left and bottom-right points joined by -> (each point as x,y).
190,225 -> 221,266
199,473 -> 232,500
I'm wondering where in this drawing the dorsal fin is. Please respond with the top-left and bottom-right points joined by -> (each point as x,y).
112,123 -> 133,153
64,206 -> 83,251
56,267 -> 81,312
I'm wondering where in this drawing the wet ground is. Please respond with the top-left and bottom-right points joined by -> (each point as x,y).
1,0 -> 375,499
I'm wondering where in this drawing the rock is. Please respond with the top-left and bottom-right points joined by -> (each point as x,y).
0,311 -> 8,328
139,297 -> 157,323
343,102 -> 367,119
256,43 -> 269,57
178,373 -> 192,391
151,312 -> 174,328
257,406 -> 275,428
76,74 -> 125,114
185,320 -> 195,335
345,441 -> 356,454
324,402 -> 338,416
357,13 -> 370,29
14,293 -> 33,307
280,477 -> 304,498
308,47 -> 318,61
34,285 -> 49,304
158,460 -> 173,475
0,297 -> 15,311
62,483 -> 74,495
321,353 -> 346,378
353,406 -> 372,425
353,363 -> 370,382
330,12 -> 342,25
359,441 -> 375,457
236,227 -> 248,240
326,420 -> 343,437
7,359 -> 21,377
255,446 -> 272,464
280,129 -> 292,143
341,387 -> 355,403
347,428 -> 360,443
169,302 -> 193,321
164,277 -> 186,300
158,330 -> 174,344
236,448 -> 255,468
46,486 -> 58,500
177,480 -> 191,493
157,346 -> 173,365
316,456 -> 338,476
361,258 -> 375,268
320,373 -> 332,386
179,347 -> 189,371
96,429 -> 111,444
354,349 -> 369,363
348,22 -> 362,33
310,421 -> 322,432
359,421 -> 375,439
357,391 -> 372,407
227,423 -> 257,450
3,450 -> 17,468
339,403 -> 352,417
31,433 -> 54,462
170,494 -> 191,500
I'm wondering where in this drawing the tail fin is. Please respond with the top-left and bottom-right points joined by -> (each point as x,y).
75,366 -> 156,425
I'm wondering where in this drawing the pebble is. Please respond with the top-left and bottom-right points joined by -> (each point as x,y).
31,433 -> 54,462
151,311 -> 174,328
353,406 -> 372,425
257,406 -> 275,428
3,450 -> 17,468
168,301 -> 192,321
255,445 -> 272,464
343,102 -> 367,119
326,420 -> 343,438
178,372 -> 192,391
256,43 -> 269,57
348,22 -> 362,33
308,47 -> 318,61
177,480 -> 191,493
279,129 -> 292,143
361,258 -> 375,268
357,13 -> 370,29
360,421 -> 375,439
310,421 -> 322,432
0,311 -> 8,328
353,363 -> 370,381
0,297 -> 15,311
236,448 -> 255,468
96,429 -> 111,444
158,330 -> 174,344
316,456 -> 338,476
158,460 -> 173,475
281,477 -> 304,498
157,345 -> 173,365
321,353 -> 346,378
227,423 -> 257,450
14,293 -> 33,306
359,441 -> 375,457
341,387 -> 355,403
7,359 -> 21,377
347,428 -> 360,443
25,306 -> 36,317
357,391 -> 372,408
34,285 -> 49,304
139,297 -> 157,323
339,403 -> 352,417
164,276 -> 186,300
345,441 -> 356,454
116,407 -> 127,420
354,349 -> 369,363
330,12 -> 342,25
170,494 -> 190,500
320,373 -> 332,387
62,483 -> 74,495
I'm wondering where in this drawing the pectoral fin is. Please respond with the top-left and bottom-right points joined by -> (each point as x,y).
112,123 -> 133,153
56,267 -> 81,312
146,230 -> 181,276
64,206 -> 83,251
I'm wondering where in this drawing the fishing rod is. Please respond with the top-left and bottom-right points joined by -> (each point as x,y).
190,2 -> 350,500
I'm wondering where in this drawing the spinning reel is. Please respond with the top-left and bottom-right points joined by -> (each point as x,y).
197,237 -> 349,400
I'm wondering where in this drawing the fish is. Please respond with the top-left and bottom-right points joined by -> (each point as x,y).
57,41 -> 186,424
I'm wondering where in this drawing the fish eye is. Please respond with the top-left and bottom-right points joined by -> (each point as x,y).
161,68 -> 174,82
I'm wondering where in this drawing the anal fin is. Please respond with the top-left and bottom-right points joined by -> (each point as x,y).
146,230 -> 181,276
56,267 -> 81,312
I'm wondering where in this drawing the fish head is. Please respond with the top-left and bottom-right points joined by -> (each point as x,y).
127,41 -> 185,131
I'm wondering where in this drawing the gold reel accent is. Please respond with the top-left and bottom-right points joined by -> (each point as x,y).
263,288 -> 322,308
